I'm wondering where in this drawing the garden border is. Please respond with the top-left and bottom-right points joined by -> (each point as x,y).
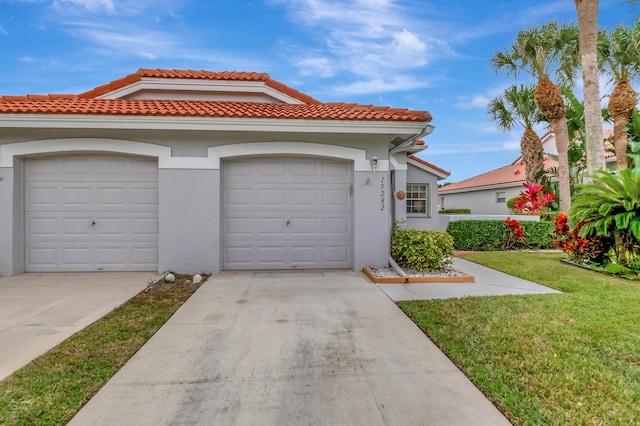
362,266 -> 475,284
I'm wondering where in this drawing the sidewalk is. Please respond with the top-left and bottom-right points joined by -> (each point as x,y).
378,257 -> 561,301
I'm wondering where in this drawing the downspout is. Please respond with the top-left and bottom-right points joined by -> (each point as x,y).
389,256 -> 407,278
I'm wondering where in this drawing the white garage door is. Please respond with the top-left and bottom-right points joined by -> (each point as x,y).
223,157 -> 353,270
24,154 -> 158,272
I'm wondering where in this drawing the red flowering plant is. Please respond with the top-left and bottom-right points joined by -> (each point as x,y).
553,212 -> 611,265
504,217 -> 525,250
511,183 -> 556,215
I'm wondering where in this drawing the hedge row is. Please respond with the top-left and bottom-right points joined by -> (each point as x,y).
446,220 -> 555,251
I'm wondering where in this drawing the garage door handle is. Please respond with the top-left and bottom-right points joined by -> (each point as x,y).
286,220 -> 290,226
91,220 -> 96,227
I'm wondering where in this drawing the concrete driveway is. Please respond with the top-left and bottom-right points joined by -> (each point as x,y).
70,271 -> 510,425
0,272 -> 156,380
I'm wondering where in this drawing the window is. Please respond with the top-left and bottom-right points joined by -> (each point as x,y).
496,191 -> 506,204
406,183 -> 429,215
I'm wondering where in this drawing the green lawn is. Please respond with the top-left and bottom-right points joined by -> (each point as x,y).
399,251 -> 640,426
0,275 -> 203,426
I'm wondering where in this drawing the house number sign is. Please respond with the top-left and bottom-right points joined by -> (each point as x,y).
380,176 -> 385,211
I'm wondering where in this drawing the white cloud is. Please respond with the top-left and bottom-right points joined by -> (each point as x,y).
296,56 -> 335,78
502,140 -> 521,150
455,94 -> 491,109
272,0 -> 452,94
427,140 -> 521,155
331,75 -> 431,95
53,0 -> 114,13
0,25 -> 7,36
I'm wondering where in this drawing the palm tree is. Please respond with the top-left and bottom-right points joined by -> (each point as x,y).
574,0 -> 606,175
599,24 -> 640,170
488,84 -> 545,184
490,21 -> 580,212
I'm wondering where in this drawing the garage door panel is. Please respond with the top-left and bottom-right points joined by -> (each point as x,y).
223,157 -> 352,270
322,217 -> 350,234
258,161 -> 286,176
25,155 -> 159,272
322,244 -> 349,264
258,218 -> 286,234
257,188 -> 286,204
322,189 -> 350,206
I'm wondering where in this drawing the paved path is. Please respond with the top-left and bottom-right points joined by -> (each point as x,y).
0,272 -> 155,380
70,271 -> 511,426
378,257 -> 561,301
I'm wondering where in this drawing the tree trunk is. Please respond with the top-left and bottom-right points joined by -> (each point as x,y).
535,76 -> 572,211
550,117 -> 573,212
609,80 -> 638,170
575,0 -> 605,176
520,126 -> 544,183
613,113 -> 631,170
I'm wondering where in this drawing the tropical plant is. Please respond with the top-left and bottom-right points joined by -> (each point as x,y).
510,183 -> 556,215
570,168 -> 640,270
575,0 -> 606,176
490,21 -> 580,212
504,217 -> 525,250
622,107 -> 640,168
599,24 -> 640,170
554,212 -> 612,264
488,85 -> 545,183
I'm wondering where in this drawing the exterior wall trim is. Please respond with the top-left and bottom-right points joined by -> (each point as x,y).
208,142 -> 388,172
1,139 -> 388,172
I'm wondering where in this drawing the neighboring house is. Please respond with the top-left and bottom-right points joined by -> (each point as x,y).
438,131 -> 616,215
0,68 -> 446,275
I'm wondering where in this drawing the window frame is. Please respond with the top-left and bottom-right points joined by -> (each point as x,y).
406,183 -> 430,217
496,191 -> 506,204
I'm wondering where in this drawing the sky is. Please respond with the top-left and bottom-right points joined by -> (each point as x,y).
0,0 -> 636,182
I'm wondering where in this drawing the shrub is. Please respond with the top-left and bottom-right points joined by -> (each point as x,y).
504,218 -> 525,250
520,221 -> 555,249
569,168 -> 640,272
438,208 -> 471,214
391,225 -> 454,271
510,182 -> 556,215
447,220 -> 555,251
554,212 -> 612,265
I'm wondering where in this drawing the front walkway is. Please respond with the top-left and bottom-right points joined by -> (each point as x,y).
378,257 -> 561,301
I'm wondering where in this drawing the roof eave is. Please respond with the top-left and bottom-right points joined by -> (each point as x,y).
0,114 -> 430,134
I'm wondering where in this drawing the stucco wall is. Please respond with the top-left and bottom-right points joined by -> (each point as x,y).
354,171 -> 390,269
0,134 -> 392,274
158,169 -> 221,274
439,185 -> 522,215
405,162 -> 441,230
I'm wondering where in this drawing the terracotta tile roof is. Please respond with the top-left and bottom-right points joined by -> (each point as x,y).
0,97 -> 431,122
77,68 -> 322,104
443,130 -> 619,193
439,157 -> 556,193
0,68 -> 432,122
408,155 -> 450,177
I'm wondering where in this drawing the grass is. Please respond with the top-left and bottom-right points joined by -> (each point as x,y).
399,251 -> 640,426
0,275 -> 204,426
